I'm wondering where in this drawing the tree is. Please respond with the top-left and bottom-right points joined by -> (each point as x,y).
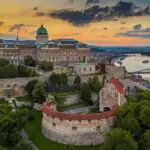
49,73 -> 59,88
74,75 -> 81,85
24,56 -> 36,67
89,76 -> 102,91
104,128 -> 138,150
59,73 -> 68,86
120,114 -> 142,137
32,81 -> 46,104
80,83 -> 92,104
0,104 -> 27,147
73,75 -> 81,90
0,59 -> 9,67
38,61 -> 53,71
141,130 -> 150,150
15,140 -> 33,150
139,101 -> 150,128
25,80 -> 38,96
0,145 -> 7,150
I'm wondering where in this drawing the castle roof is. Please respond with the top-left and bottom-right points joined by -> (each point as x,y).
111,77 -> 124,94
37,25 -> 48,35
42,105 -> 117,121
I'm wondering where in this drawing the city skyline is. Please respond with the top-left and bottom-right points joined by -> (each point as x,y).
0,0 -> 150,46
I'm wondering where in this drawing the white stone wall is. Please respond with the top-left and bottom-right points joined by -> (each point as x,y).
42,113 -> 116,146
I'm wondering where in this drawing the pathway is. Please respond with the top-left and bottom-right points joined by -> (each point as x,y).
63,106 -> 95,114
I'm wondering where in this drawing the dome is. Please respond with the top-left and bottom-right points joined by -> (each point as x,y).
37,25 -> 48,35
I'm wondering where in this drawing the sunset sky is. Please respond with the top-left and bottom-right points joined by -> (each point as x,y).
0,0 -> 150,46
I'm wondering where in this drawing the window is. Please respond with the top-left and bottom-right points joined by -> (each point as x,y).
72,126 -> 77,131
52,123 -> 56,127
97,126 -> 101,131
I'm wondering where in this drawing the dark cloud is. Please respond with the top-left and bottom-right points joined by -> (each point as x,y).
120,21 -> 126,24
117,25 -> 150,38
32,7 -> 45,16
49,1 -> 150,26
65,0 -> 75,4
103,27 -> 108,30
9,24 -> 38,33
0,21 -> 4,26
86,0 -> 100,6
133,24 -> 142,30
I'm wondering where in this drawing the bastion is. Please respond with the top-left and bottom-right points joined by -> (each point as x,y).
42,105 -> 117,146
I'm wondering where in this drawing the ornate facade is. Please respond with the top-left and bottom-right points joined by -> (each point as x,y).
0,25 -> 90,66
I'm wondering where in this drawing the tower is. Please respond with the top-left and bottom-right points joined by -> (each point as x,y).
36,25 -> 49,44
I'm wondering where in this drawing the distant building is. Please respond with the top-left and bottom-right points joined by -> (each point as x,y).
99,77 -> 126,111
0,25 -> 90,66
74,63 -> 96,75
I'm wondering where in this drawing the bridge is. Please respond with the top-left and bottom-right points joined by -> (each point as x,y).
130,68 -> 150,74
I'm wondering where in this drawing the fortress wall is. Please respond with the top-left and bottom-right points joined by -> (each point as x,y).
42,105 -> 117,146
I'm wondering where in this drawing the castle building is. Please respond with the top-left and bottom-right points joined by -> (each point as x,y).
99,77 -> 126,111
36,25 -> 49,44
0,25 -> 90,66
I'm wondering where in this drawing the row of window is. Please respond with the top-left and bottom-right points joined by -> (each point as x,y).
52,123 -> 101,131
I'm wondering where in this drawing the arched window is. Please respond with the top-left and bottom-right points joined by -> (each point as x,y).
103,107 -> 111,112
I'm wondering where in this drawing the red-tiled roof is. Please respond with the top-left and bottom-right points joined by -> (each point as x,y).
42,105 -> 117,121
111,77 -> 124,94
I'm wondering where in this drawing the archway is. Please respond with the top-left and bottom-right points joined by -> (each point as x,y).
103,107 -> 111,112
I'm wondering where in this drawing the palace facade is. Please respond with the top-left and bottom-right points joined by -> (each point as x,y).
0,25 -> 90,66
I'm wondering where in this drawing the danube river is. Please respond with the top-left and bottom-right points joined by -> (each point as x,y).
114,54 -> 150,81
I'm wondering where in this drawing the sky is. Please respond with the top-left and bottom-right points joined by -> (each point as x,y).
0,0 -> 150,46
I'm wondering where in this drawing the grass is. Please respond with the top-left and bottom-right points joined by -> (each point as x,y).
0,98 -> 8,104
24,110 -> 103,150
51,91 -> 80,97
16,96 -> 32,102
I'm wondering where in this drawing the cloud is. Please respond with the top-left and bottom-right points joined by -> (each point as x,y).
0,21 -> 4,26
133,24 -> 142,30
49,1 -> 150,26
9,24 -> 38,33
120,21 -> 126,24
9,24 -> 25,32
86,0 -> 100,6
32,6 -> 45,16
65,0 -> 75,5
103,27 -> 108,30
117,24 -> 150,38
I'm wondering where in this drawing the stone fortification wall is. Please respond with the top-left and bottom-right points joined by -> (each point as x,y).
42,105 -> 117,146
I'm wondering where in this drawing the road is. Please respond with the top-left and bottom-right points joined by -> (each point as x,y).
63,106 -> 95,114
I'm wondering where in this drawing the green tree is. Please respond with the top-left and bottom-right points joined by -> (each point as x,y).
74,75 -> 81,85
73,75 -> 81,90
24,56 -> 36,67
0,59 -> 9,67
49,73 -> 59,88
25,80 -> 38,96
80,83 -> 92,104
139,101 -> 150,128
0,145 -> 7,150
3,64 -> 18,78
15,140 -> 33,150
32,81 -> 46,104
0,104 -> 27,147
89,76 -> 102,91
120,114 -> 142,137
59,73 -> 68,86
38,61 -> 53,71
141,130 -> 150,150
104,128 -> 138,150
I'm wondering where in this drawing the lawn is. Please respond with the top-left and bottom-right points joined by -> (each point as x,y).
0,98 -> 8,104
24,110 -> 103,150
16,96 -> 32,102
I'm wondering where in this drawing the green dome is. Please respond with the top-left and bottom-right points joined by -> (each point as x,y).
37,25 -> 48,35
